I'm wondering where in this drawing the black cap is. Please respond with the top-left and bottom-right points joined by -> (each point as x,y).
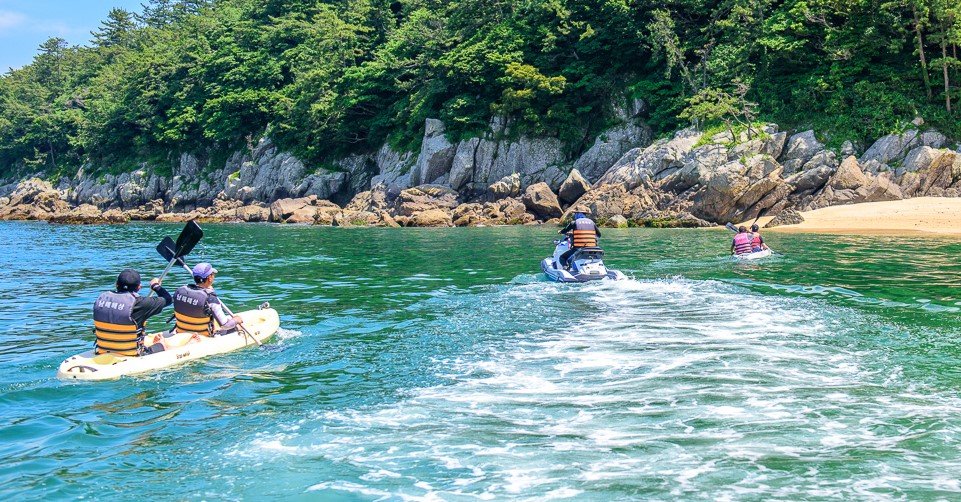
117,269 -> 141,291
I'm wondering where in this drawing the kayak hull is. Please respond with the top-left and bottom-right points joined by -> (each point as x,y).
732,248 -> 772,260
57,308 -> 280,381
541,258 -> 625,282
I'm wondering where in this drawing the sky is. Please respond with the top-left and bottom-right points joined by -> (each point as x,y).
0,0 -> 146,72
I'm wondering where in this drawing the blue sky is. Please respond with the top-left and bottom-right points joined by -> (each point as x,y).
1,0 -> 146,72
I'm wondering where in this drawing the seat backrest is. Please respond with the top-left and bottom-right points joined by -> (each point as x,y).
572,247 -> 604,261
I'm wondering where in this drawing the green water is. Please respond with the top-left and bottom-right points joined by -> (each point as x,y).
3,221 -> 961,500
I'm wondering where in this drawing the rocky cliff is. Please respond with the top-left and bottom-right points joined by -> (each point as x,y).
1,111 -> 959,229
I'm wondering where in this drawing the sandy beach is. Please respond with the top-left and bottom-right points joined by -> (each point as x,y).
754,197 -> 961,235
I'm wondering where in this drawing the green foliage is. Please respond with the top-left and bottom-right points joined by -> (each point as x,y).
0,0 -> 959,181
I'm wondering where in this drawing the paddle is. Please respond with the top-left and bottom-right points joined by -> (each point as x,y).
157,236 -> 192,276
148,221 -> 203,297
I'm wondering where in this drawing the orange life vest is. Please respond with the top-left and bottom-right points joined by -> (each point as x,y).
571,218 -> 598,248
93,291 -> 143,356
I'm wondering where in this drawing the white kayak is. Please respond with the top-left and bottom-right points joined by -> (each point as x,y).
57,307 -> 280,381
732,248 -> 772,260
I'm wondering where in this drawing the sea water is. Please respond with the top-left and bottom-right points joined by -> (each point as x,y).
2,221 -> 961,500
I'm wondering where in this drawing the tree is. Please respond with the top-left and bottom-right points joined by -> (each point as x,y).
92,8 -> 138,49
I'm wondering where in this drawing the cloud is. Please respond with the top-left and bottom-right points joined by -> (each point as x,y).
0,10 -> 26,30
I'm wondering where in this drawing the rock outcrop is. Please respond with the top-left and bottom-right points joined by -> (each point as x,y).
2,115 -> 959,229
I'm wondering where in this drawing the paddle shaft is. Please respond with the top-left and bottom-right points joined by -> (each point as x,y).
146,258 -> 177,297
220,302 -> 262,347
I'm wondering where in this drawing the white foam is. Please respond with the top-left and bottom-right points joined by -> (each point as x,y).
226,277 -> 961,499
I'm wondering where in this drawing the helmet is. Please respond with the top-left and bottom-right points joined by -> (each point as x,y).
574,212 -> 586,219
750,224 -> 759,232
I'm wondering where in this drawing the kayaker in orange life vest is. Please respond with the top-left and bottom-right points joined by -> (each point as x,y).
92,269 -> 172,356
749,223 -> 768,252
731,226 -> 754,255
172,262 -> 243,338
558,211 -> 601,269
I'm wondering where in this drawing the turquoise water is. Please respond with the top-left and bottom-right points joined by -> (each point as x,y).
4,221 -> 961,500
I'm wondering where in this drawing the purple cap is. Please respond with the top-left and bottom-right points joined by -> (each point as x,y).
192,262 -> 218,279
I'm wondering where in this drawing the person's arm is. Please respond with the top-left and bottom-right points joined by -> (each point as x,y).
558,222 -> 574,234
595,227 -> 601,237
131,295 -> 169,329
208,302 -> 239,331
731,238 -> 737,254
151,282 -> 173,306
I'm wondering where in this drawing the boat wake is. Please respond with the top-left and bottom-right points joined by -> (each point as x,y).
222,277 -> 961,499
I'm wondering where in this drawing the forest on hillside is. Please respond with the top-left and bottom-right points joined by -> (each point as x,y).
0,0 -> 959,179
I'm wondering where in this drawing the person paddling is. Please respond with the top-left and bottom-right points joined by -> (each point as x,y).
172,262 -> 243,338
731,226 -> 754,255
558,210 -> 601,269
93,269 -> 172,356
749,223 -> 768,252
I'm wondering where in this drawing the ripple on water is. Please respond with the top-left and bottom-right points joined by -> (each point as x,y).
205,276 -> 961,499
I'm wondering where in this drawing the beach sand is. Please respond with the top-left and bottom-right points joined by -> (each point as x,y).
752,197 -> 961,235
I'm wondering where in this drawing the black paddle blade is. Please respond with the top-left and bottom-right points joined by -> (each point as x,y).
752,207 -> 770,225
156,236 -> 187,267
725,222 -> 739,233
157,236 -> 176,261
174,220 -> 203,258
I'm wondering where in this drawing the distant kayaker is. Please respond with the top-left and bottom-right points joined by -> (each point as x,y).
172,262 -> 243,337
558,210 -> 601,269
93,269 -> 172,356
750,223 -> 769,252
731,226 -> 754,255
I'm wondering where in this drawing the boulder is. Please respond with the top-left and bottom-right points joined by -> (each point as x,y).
566,183 -> 657,221
345,184 -> 391,213
840,141 -> 857,157
48,204 -> 107,224
809,156 -> 903,209
859,129 -> 945,165
662,143 -> 728,193
899,150 -> 959,197
900,146 -> 942,175
488,173 -> 521,200
393,184 -> 459,216
0,178 -> 70,220
236,205 -> 270,222
778,130 -> 824,168
605,215 -> 629,228
597,128 -> 702,189
334,210 -> 379,227
557,169 -> 590,204
452,203 -> 485,226
830,156 -> 869,190
409,208 -> 453,227
269,195 -> 320,223
766,209 -> 804,227
691,155 -> 786,223
727,131 -> 787,161
521,182 -> 562,219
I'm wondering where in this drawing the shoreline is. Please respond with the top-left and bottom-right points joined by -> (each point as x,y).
759,197 -> 961,236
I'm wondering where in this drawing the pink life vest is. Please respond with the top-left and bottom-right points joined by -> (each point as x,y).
732,233 -> 753,255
